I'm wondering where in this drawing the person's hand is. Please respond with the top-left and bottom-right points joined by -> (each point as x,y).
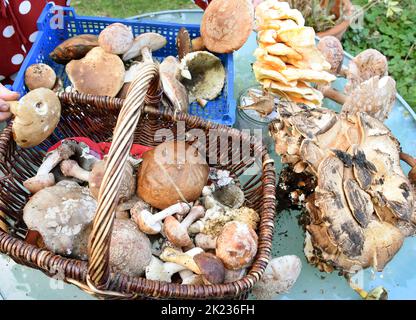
0,84 -> 20,122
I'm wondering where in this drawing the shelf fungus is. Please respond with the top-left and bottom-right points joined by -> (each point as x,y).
254,0 -> 336,108
270,103 -> 416,273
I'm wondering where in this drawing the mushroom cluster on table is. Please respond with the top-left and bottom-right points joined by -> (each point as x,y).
21,140 -> 275,286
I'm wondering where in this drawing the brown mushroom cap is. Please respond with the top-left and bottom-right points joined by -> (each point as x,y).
177,27 -> 192,60
201,0 -> 254,53
163,216 -> 192,247
50,34 -> 99,65
98,23 -> 134,55
317,36 -> 344,75
109,219 -> 152,277
216,221 -> 258,270
10,88 -> 61,148
66,47 -> 125,97
25,64 -> 57,91
137,141 -> 209,210
194,252 -> 225,284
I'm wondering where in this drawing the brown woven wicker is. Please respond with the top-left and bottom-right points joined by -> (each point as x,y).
0,62 -> 276,299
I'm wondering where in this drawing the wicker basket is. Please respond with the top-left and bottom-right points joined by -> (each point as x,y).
0,63 -> 276,299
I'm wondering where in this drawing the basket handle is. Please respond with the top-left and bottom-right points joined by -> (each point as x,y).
86,60 -> 160,294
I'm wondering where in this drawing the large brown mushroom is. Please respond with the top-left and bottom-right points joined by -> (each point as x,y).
66,47 -> 125,97
216,221 -> 258,270
98,23 -> 134,55
25,64 -> 57,91
137,141 -> 209,210
9,88 -> 61,148
50,34 -> 99,65
201,0 -> 254,53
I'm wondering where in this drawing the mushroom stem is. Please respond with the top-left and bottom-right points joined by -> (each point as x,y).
159,247 -> 201,274
153,202 -> 191,223
181,205 -> 205,231
141,47 -> 153,62
24,143 -> 75,194
60,160 -> 91,182
197,98 -> 208,108
322,87 -> 347,105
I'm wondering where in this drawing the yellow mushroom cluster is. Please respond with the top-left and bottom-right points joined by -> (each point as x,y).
254,0 -> 336,107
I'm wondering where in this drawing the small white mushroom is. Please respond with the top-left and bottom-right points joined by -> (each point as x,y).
252,255 -> 302,300
24,142 -> 75,194
122,32 -> 167,62
132,202 -> 191,235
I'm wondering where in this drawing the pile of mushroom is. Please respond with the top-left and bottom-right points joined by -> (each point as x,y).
270,102 -> 416,273
21,139 -> 262,284
253,0 -> 336,108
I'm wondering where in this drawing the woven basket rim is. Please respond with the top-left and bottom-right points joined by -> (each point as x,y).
0,94 -> 276,299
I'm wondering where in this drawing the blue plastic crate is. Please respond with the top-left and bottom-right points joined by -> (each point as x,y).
12,4 -> 236,126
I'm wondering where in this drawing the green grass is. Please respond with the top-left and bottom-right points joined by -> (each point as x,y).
72,0 -> 196,18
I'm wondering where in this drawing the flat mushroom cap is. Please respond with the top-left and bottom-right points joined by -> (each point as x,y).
25,63 -> 57,91
10,88 -> 61,148
66,47 -> 125,97
23,181 -> 97,260
98,23 -> 134,55
163,216 -> 192,247
201,0 -> 254,53
122,32 -> 167,61
194,252 -> 225,284
216,221 -> 258,270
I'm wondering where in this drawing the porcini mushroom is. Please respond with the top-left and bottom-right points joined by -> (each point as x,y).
163,205 -> 205,247
252,255 -> 302,300
98,23 -> 134,55
25,63 -> 57,91
137,141 -> 209,210
24,142 -> 75,193
146,247 -> 204,282
66,47 -> 125,97
132,202 -> 191,235
160,56 -> 189,113
179,51 -> 226,103
60,158 -> 136,202
109,219 -> 152,277
200,0 -> 254,53
216,221 -> 258,270
10,88 -> 61,148
122,32 -> 167,62
23,180 -> 97,260
160,247 -> 225,284
50,34 -> 99,65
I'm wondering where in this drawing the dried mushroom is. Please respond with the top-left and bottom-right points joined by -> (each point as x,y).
50,34 -> 99,65
270,103 -> 416,273
10,88 -> 61,148
180,51 -> 226,103
66,47 -> 125,97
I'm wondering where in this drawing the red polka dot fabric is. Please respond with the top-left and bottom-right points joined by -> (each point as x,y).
0,1 -> 69,85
